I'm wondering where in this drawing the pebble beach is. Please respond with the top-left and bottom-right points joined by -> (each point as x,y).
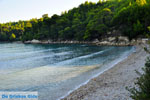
61,45 -> 148,100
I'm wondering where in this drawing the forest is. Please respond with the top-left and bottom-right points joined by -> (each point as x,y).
0,0 -> 150,42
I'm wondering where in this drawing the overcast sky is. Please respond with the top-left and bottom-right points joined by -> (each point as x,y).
0,0 -> 99,23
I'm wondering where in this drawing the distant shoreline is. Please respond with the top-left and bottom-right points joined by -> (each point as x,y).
1,37 -> 148,46
22,39 -> 144,46
23,37 -> 148,46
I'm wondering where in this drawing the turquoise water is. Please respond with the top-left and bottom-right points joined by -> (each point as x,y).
0,43 -> 134,100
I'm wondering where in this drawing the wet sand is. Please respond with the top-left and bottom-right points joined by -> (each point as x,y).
61,45 -> 148,100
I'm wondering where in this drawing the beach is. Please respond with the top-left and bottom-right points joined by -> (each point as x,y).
61,45 -> 148,100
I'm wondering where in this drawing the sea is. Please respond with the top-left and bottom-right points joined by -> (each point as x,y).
0,43 -> 135,100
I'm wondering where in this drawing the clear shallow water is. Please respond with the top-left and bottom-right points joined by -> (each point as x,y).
0,43 -> 134,100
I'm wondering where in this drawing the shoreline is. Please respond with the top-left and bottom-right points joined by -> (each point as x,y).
22,37 -> 148,46
60,45 -> 148,100
23,40 -> 134,46
1,37 -> 148,46
58,47 -> 134,100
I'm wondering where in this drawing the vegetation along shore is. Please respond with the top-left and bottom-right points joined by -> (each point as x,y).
0,0 -> 150,44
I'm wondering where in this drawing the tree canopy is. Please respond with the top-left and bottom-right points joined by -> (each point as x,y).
0,0 -> 150,42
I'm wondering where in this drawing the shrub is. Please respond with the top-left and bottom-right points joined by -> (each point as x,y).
128,57 -> 150,100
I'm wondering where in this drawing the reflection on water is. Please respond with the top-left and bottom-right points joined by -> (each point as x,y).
0,43 -> 134,100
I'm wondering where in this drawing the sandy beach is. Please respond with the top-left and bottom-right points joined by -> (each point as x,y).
61,45 -> 148,100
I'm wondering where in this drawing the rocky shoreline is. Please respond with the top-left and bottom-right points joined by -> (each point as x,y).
24,36 -> 149,46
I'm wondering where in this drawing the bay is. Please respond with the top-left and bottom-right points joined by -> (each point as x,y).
0,43 -> 134,100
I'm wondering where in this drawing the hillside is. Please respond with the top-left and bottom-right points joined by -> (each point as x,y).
0,0 -> 150,42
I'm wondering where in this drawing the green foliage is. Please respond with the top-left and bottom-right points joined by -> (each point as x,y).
112,1 -> 150,39
136,0 -> 147,6
147,26 -> 150,31
133,20 -> 144,36
0,0 -> 150,42
10,33 -> 16,39
128,57 -> 150,100
26,21 -> 32,28
42,14 -> 49,18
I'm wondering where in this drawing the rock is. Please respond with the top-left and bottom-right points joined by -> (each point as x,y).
112,30 -> 116,34
99,41 -> 110,45
24,41 -> 31,44
118,36 -> 129,42
31,39 -> 40,44
136,38 -> 142,44
107,32 -> 111,35
93,39 -> 99,43
131,39 -> 136,44
41,40 -> 49,44
108,37 -> 116,42
142,38 -> 149,44
48,40 -> 53,43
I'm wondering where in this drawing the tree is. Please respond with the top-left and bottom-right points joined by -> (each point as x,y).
133,20 -> 144,37
136,0 -> 147,6
26,21 -> 32,28
9,33 -> 16,41
42,14 -> 49,19
0,0 -> 150,42
59,27 -> 73,40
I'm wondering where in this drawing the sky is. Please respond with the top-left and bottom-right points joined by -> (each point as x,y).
0,0 -> 99,23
